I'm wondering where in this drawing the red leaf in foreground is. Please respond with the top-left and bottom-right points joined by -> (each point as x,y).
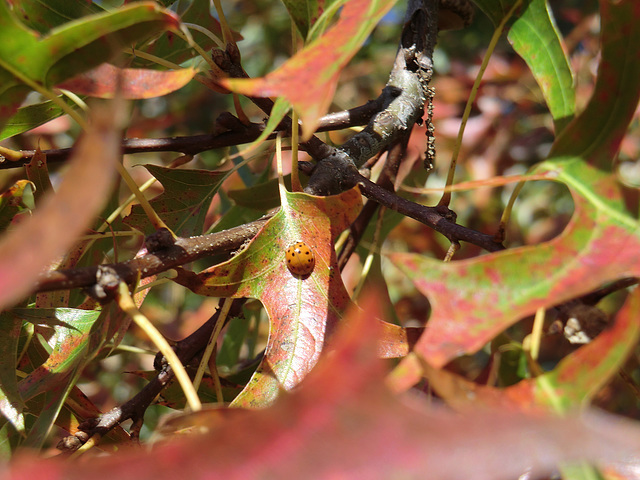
0,104 -> 121,311
8,293 -> 640,479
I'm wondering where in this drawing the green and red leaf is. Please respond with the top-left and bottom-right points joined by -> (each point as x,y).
7,294 -> 640,478
57,63 -> 196,99
175,187 -> 362,406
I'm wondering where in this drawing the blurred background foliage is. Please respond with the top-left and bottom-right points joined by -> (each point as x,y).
1,0 -> 638,446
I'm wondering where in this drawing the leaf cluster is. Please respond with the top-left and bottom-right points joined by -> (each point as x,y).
0,0 -> 639,478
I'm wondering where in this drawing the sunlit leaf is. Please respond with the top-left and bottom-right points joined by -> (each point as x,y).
507,0 -> 575,132
390,177 -> 639,368
413,287 -> 640,414
388,0 -> 640,373
13,308 -> 102,403
57,63 -> 197,99
9,304 -> 129,448
175,187 -> 363,406
0,308 -> 100,445
0,96 -> 77,141
0,2 -> 179,123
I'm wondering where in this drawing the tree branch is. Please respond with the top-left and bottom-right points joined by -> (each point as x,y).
34,216 -> 271,294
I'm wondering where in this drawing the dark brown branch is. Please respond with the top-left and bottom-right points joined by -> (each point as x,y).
27,0 -> 489,299
0,103 -> 381,170
337,134 -> 409,270
355,173 -> 505,252
35,216 -> 271,294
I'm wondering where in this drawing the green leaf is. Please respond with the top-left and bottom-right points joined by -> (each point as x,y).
549,0 -> 640,171
428,287 -> 640,410
282,0 -> 341,39
0,96 -> 77,141
0,1 -> 179,123
14,308 -> 102,402
135,0 -> 239,68
228,175 -> 293,211
508,0 -> 575,132
123,165 -> 227,236
473,0 -> 575,132
217,316 -> 251,368
11,0 -> 105,33
388,0 -> 640,373
23,368 -> 81,449
8,305 -> 130,447
472,0 -> 520,27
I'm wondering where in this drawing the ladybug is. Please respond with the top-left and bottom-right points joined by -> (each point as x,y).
285,242 -> 315,276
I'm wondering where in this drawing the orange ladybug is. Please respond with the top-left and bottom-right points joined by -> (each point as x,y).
285,242 -> 315,276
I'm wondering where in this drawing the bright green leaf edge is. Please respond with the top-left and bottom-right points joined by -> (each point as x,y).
508,0 -> 575,132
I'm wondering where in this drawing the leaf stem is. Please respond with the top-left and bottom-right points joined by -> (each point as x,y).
193,298 -> 232,403
183,22 -> 224,49
115,161 -> 171,234
117,282 -> 202,412
439,0 -> 523,207
291,110 -> 301,192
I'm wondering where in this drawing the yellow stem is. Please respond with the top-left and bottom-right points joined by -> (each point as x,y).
291,110 -> 301,192
115,161 -> 172,234
117,282 -> 201,412
439,0 -> 523,207
211,0 -> 234,46
529,307 -> 545,361
183,22 -> 224,49
130,48 -> 183,70
193,298 -> 233,403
